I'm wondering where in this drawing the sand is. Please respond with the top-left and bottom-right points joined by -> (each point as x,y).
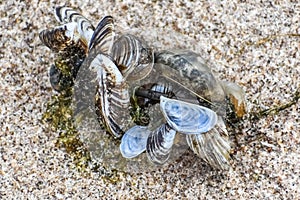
1,0 -> 299,199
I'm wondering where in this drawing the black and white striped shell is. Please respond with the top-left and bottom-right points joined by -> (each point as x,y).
39,7 -> 94,91
146,123 -> 176,165
39,7 -> 94,52
54,6 -> 94,46
76,19 -> 154,139
39,7 -> 116,91
111,34 -> 154,81
88,53 -> 132,138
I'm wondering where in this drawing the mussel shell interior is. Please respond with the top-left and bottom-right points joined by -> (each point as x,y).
120,126 -> 151,158
111,34 -> 154,81
160,96 -> 218,134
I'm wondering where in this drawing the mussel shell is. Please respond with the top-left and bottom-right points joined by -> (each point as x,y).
39,7 -> 96,92
54,6 -> 95,46
39,23 -> 88,92
134,82 -> 175,107
89,53 -> 132,138
160,96 -> 218,134
39,23 -> 83,52
88,16 -> 115,53
186,117 -> 231,170
154,50 -> 226,113
146,123 -> 176,165
120,126 -> 151,158
111,34 -> 154,81
155,50 -> 212,80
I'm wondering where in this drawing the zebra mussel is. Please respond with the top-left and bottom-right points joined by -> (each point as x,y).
40,6 -> 246,171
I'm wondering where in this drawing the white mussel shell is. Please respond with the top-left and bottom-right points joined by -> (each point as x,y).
89,53 -> 131,138
160,96 -> 218,134
146,123 -> 176,165
111,34 -> 154,81
120,126 -> 151,158
186,117 -> 231,170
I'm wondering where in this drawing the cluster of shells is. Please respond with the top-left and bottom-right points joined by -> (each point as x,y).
40,6 -> 246,170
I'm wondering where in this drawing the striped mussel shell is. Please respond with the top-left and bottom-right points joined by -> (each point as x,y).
86,15 -> 133,138
39,7 -> 95,53
39,22 -> 89,91
39,22 -> 86,52
146,123 -> 176,165
39,6 -> 115,62
87,53 -> 132,138
88,16 -> 115,53
54,6 -> 95,47
39,7 -> 96,91
160,96 -> 218,134
186,116 -> 231,170
120,124 -> 187,166
111,34 -> 154,81
154,49 -> 226,114
119,123 -> 179,165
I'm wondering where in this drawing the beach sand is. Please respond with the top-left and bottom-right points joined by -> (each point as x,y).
1,0 -> 299,199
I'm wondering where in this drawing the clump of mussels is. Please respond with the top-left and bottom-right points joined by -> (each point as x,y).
40,6 -> 247,171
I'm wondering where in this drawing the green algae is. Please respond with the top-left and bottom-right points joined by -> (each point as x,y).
42,88 -> 91,172
42,88 -> 125,183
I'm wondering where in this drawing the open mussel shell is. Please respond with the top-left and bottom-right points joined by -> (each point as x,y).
160,96 -> 218,134
120,126 -> 151,158
39,22 -> 88,92
146,123 -> 176,165
54,6 -> 95,46
186,117 -> 231,170
111,34 -> 154,81
88,53 -> 132,138
39,23 -> 82,52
